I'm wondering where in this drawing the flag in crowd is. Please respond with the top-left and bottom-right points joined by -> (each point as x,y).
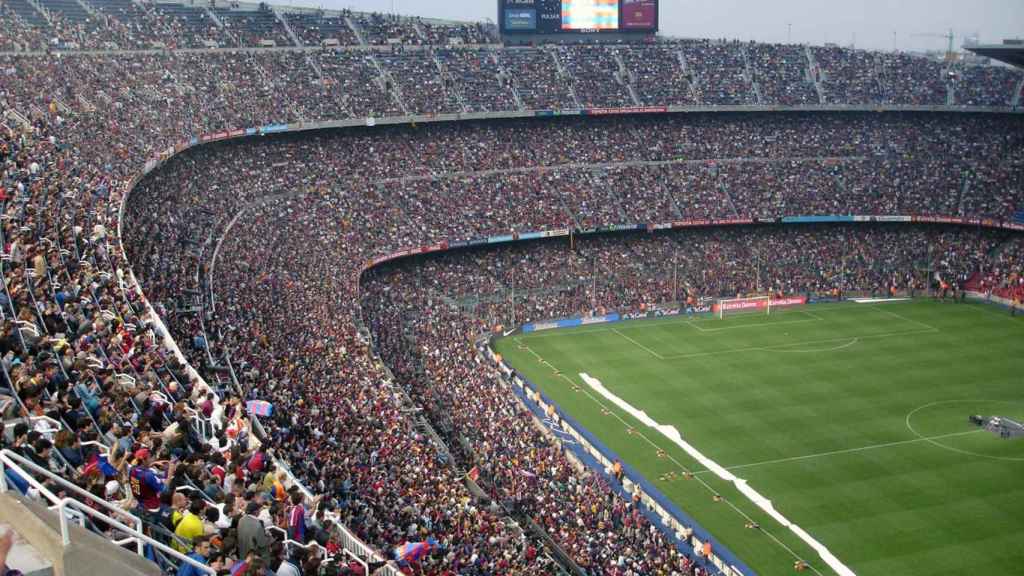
393,537 -> 442,564
246,400 -> 274,417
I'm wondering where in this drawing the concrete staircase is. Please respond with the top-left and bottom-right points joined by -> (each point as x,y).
411,20 -> 427,43
675,49 -> 701,102
430,49 -> 469,113
610,50 -> 642,106
344,15 -> 366,45
1013,75 -> 1024,107
0,521 -> 52,576
805,45 -> 827,104
548,47 -> 582,109
3,109 -> 33,129
274,8 -> 301,47
740,45 -> 763,104
367,55 -> 410,115
16,0 -> 52,26
490,49 -> 524,110
0,492 -> 160,576
957,170 -> 971,217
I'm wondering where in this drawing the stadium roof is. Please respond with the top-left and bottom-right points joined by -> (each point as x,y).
966,42 -> 1024,68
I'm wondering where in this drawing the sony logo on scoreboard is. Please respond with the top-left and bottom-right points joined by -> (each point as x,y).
505,0 -> 536,5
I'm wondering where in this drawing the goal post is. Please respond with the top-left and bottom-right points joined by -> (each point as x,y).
713,295 -> 772,319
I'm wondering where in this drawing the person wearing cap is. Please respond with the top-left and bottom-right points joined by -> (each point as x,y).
128,447 -> 176,515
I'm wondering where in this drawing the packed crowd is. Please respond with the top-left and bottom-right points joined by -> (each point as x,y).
0,13 -> 1021,574
113,110 -> 1022,574
436,48 -> 518,113
285,10 -> 359,47
554,45 -> 634,109
0,43 -> 1018,115
360,225 -> 1002,329
376,52 -> 462,115
811,46 -> 888,105
618,45 -> 695,106
747,43 -> 819,105
213,7 -> 292,48
676,40 -> 757,106
0,1 -> 493,51
972,236 -> 1024,305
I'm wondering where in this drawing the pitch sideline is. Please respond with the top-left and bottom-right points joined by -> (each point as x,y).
580,372 -> 857,576
511,338 -> 832,574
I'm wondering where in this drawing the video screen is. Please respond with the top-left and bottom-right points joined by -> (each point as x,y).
620,0 -> 656,30
504,8 -> 538,31
560,0 -> 619,30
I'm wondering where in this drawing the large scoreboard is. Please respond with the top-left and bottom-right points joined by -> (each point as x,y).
499,0 -> 658,35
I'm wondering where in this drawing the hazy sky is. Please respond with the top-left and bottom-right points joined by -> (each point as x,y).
284,0 -> 1023,52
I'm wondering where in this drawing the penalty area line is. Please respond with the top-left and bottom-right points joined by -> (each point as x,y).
693,429 -> 987,475
659,327 -> 939,361
612,328 -> 666,360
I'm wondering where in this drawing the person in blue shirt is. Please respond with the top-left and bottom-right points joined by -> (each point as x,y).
175,535 -> 210,576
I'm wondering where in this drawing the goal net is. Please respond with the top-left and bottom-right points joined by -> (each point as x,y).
713,295 -> 772,319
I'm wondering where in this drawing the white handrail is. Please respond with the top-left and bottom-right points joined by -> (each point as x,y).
116,161 -> 400,575
56,497 -> 142,555
3,415 -> 63,436
266,525 -> 373,574
0,449 -> 138,529
56,498 -> 216,575
269,457 -> 399,574
78,441 -> 109,457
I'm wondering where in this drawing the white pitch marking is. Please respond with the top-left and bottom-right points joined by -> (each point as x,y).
766,337 -> 859,353
611,328 -> 665,360
686,316 -> 822,333
695,429 -> 987,474
659,328 -> 938,361
580,372 -> 856,576
510,338 -> 828,575
868,303 -> 939,332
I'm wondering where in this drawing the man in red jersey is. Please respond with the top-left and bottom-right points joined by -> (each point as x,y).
128,447 -> 176,516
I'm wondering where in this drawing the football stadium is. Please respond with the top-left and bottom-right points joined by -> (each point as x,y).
0,0 -> 1022,575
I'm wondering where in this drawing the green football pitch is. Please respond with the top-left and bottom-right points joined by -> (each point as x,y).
493,300 -> 1024,576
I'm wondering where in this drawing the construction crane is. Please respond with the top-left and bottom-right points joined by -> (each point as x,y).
911,29 -> 958,61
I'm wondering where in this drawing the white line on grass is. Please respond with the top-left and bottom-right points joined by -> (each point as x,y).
612,328 -> 666,360
905,399 -> 1024,462
693,429 -> 987,474
686,315 -> 822,333
801,309 -> 826,321
516,327 -> 613,340
766,338 -> 859,353
659,328 -> 938,361
954,301 -> 1024,324
580,372 -> 855,576
515,301 -> 919,342
868,303 -> 939,332
512,336 -> 831,573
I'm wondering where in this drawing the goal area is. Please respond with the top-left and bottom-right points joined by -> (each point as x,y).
713,295 -> 772,319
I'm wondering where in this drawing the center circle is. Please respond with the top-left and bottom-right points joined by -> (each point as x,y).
905,399 -> 1024,462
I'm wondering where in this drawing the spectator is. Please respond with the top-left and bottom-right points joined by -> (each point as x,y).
176,535 -> 212,576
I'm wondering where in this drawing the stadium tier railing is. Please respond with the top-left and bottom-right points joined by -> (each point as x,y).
0,450 -> 216,575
